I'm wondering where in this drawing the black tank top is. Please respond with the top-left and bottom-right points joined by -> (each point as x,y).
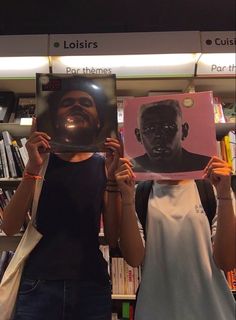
23,153 -> 109,284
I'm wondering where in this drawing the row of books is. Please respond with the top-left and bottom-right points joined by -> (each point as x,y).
0,131 -> 28,178
226,269 -> 236,291
216,132 -> 236,174
0,188 -> 14,210
0,91 -> 35,124
112,301 -> 134,320
111,257 -> 141,295
213,97 -> 235,125
214,97 -> 236,173
100,246 -> 141,295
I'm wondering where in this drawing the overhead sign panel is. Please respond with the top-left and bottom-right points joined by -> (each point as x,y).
200,31 -> 236,53
0,35 -> 48,56
197,31 -> 236,76
0,35 -> 49,77
49,31 -> 201,55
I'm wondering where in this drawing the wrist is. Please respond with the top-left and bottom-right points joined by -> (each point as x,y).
122,200 -> 135,206
216,192 -> 231,199
23,172 -> 43,181
107,176 -> 116,182
25,164 -> 41,176
121,194 -> 135,204
217,196 -> 232,200
105,179 -> 120,193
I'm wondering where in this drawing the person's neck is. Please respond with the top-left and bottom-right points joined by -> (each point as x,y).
55,152 -> 94,162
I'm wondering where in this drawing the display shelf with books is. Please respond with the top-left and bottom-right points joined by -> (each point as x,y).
10,94 -> 36,124
0,129 -> 28,180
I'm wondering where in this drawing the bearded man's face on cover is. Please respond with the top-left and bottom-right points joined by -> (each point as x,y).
55,90 -> 100,145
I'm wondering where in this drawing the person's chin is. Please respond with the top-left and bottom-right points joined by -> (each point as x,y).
57,129 -> 95,146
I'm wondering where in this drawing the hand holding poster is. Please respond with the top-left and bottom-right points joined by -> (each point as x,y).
124,91 -> 217,180
36,73 -> 118,152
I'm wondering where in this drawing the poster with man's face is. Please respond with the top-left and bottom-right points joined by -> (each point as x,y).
124,91 -> 217,180
36,73 -> 118,152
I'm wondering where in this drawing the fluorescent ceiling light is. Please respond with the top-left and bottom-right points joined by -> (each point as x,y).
0,57 -> 49,70
57,54 -> 200,68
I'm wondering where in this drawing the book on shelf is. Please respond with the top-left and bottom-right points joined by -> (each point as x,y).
122,301 -> 134,320
0,91 -> 16,123
118,257 -> 125,294
18,137 -> 29,167
111,256 -> 141,295
11,140 -> 25,176
0,147 -> 4,178
0,188 -> 10,209
213,97 -> 226,124
226,268 -> 236,291
228,131 -> 236,174
0,139 -> 10,178
217,131 -> 236,174
112,257 -> 119,294
2,131 -> 18,178
0,132 -> 28,178
12,95 -> 36,124
222,102 -> 236,124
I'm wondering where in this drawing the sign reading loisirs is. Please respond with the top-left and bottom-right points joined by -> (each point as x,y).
49,32 -> 201,55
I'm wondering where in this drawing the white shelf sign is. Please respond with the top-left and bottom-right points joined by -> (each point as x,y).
197,53 -> 236,76
51,54 -> 199,77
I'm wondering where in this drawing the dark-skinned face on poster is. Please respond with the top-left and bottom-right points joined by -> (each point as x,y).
124,92 -> 217,181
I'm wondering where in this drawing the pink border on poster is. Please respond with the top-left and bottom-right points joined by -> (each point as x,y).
123,91 -> 217,180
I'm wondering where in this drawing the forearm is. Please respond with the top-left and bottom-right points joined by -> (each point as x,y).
119,197 -> 145,267
213,196 -> 236,272
103,189 -> 122,247
1,179 -> 36,235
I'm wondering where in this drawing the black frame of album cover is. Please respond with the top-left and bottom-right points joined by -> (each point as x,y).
36,73 -> 118,152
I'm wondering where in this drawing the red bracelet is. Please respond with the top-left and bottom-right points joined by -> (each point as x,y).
23,172 -> 43,180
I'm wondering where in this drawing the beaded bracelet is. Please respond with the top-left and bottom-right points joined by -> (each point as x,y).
23,172 -> 43,180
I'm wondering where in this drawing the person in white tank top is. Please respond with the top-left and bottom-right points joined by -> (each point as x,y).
115,156 -> 236,320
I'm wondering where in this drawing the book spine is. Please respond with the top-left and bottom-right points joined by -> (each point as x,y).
126,263 -> 135,294
11,140 -> 25,176
2,131 -> 17,178
117,257 -> 125,294
0,149 -> 3,177
111,257 -> 118,294
0,139 -> 10,178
